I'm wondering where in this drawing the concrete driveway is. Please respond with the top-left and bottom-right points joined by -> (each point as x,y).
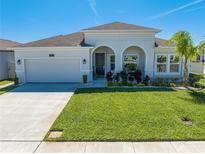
0,83 -> 77,152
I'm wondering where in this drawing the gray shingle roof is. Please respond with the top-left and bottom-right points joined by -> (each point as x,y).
155,38 -> 175,47
18,32 -> 91,47
0,39 -> 21,50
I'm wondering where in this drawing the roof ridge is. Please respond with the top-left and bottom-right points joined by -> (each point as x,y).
82,21 -> 160,31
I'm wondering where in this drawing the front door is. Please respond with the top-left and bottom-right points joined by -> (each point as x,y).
95,53 -> 105,77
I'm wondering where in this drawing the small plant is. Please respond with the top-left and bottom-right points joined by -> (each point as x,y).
127,82 -> 133,86
14,77 -> 19,85
137,83 -> 145,86
107,81 -> 114,86
143,75 -> 150,86
189,73 -> 202,86
134,69 -> 142,83
13,73 -> 19,85
113,73 -> 120,82
128,75 -> 134,82
120,71 -> 127,82
169,82 -> 176,87
121,80 -> 128,86
82,74 -> 88,83
106,71 -> 113,81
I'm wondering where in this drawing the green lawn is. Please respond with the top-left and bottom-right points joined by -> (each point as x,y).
0,86 -> 17,95
0,80 -> 13,86
46,88 -> 205,141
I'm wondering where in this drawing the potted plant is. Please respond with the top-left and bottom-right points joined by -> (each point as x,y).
82,74 -> 88,83
13,73 -> 19,85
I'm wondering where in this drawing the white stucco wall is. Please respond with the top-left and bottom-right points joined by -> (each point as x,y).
13,30 -> 183,82
0,51 -> 15,80
14,47 -> 92,83
84,30 -> 156,78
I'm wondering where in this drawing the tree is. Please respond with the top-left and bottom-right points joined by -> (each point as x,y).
169,31 -> 198,82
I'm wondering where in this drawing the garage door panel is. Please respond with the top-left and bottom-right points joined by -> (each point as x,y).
25,59 -> 81,83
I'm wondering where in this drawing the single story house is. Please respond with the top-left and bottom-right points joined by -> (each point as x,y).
12,22 -> 184,83
0,39 -> 21,80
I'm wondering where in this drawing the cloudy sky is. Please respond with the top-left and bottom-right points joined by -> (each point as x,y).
1,0 -> 205,44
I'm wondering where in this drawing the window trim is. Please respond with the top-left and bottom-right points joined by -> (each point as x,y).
169,55 -> 180,73
155,54 -> 181,75
156,54 -> 168,73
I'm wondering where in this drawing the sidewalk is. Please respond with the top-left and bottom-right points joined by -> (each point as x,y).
1,141 -> 205,153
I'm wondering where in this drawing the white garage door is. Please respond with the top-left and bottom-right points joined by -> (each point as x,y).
25,59 -> 81,83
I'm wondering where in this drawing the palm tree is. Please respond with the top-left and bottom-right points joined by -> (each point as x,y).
169,31 -> 198,82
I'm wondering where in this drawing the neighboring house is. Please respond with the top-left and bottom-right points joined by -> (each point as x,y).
190,53 -> 205,75
0,39 -> 21,80
12,22 -> 183,83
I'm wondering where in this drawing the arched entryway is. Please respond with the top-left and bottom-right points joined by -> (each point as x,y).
122,46 -> 146,76
92,46 -> 115,78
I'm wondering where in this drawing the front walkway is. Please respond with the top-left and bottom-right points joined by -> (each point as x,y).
1,141 -> 205,153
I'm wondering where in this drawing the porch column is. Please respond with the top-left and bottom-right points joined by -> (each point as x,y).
144,48 -> 154,79
115,50 -> 123,72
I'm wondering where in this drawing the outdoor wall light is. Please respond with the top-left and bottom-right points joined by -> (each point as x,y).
17,59 -> 21,65
83,58 -> 87,64
49,54 -> 55,57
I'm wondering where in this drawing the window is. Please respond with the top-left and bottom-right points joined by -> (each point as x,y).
110,55 -> 115,71
156,55 -> 167,72
170,55 -> 179,72
123,55 -> 138,72
156,54 -> 180,73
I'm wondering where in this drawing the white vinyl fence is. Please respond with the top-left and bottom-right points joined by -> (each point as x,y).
190,62 -> 205,74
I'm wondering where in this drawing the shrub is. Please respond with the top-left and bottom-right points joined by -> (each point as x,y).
128,75 -> 134,82
134,70 -> 142,83
137,83 -> 145,86
193,79 -> 205,88
107,81 -> 114,86
143,75 -> 150,86
169,82 -> 176,87
124,63 -> 137,73
121,80 -> 128,86
106,71 -> 113,81
189,73 -> 202,85
127,82 -> 133,86
82,74 -> 88,83
13,77 -> 19,85
113,73 -> 120,82
120,71 -> 127,82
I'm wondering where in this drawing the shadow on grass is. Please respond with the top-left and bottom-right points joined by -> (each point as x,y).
75,87 -> 176,94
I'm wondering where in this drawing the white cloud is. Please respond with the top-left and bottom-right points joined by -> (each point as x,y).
185,5 -> 205,12
88,0 -> 99,17
148,0 -> 204,20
